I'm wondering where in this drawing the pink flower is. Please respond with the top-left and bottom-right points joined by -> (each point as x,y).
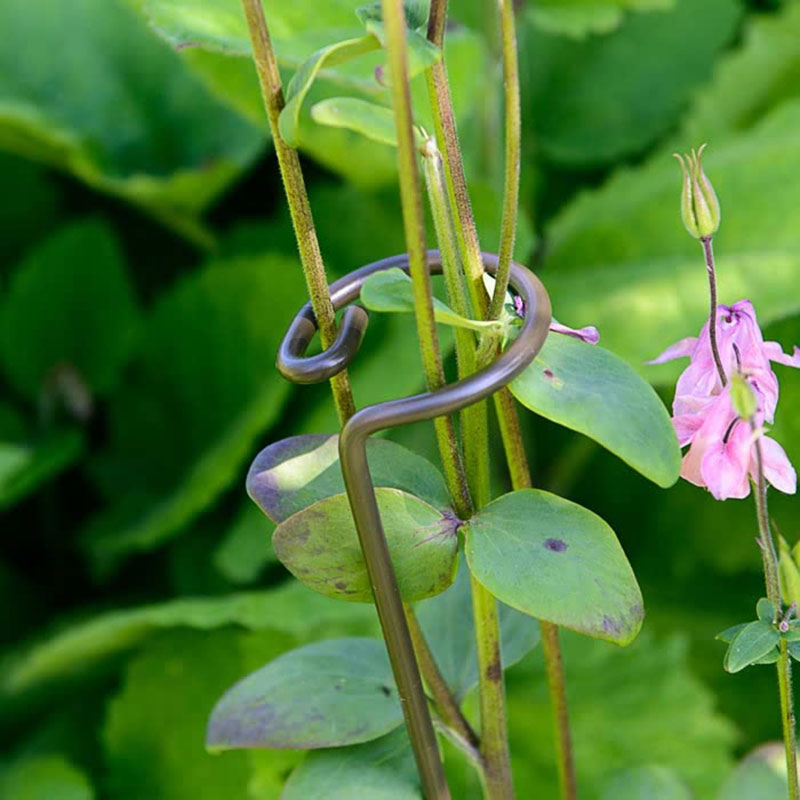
512,296 -> 600,345
649,299 -> 800,500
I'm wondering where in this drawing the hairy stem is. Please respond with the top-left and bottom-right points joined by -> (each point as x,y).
488,0 -> 521,321
240,0 -> 355,425
701,237 -> 727,388
753,437 -> 798,798
405,603 -> 480,750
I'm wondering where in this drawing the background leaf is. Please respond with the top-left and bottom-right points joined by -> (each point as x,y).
0,755 -> 94,800
525,0 -> 674,39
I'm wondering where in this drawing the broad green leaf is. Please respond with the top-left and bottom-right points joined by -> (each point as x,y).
279,36 -> 380,147
716,623 -> 747,645
756,598 -> 775,624
526,0 -> 674,39
0,431 -> 83,511
464,489 -> 643,644
105,629 -> 300,800
415,554 -> 540,699
83,253 -> 307,575
0,221 -> 139,401
507,632 -> 736,797
273,488 -> 459,602
522,0 -> 741,165
677,2 -> 800,147
358,18 -> 441,77
283,728 -> 421,799
362,268 -> 502,334
0,0 -> 262,243
247,433 -> 451,522
723,621 -> 780,673
599,765 -> 691,800
212,503 -> 278,585
206,637 -> 402,750
509,333 -> 680,487
544,102 -> 800,386
718,744 -> 788,800
1,582 -> 374,700
311,98 -> 401,147
0,755 -> 93,800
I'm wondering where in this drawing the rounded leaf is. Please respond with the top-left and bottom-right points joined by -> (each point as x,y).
273,488 -> 459,603
464,489 -> 643,644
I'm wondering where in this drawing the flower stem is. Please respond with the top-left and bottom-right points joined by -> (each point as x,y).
701,236 -> 727,388
239,0 -> 355,425
753,437 -> 799,798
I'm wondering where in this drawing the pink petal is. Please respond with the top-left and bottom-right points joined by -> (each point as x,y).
646,337 -> 698,365
756,436 -> 797,495
549,320 -> 600,345
763,341 -> 800,369
673,413 -> 704,447
701,422 -> 751,500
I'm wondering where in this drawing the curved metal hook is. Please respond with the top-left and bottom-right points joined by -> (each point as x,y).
276,250 -> 551,799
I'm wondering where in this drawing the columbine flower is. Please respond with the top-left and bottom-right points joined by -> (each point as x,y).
675,144 -> 720,240
649,299 -> 800,499
511,295 -> 599,345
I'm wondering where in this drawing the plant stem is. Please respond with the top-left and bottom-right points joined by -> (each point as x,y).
240,0 -> 355,425
701,236 -> 727,388
382,0 -> 471,521
425,2 -> 576,797
753,436 -> 799,798
405,603 -> 480,750
488,0 -> 521,322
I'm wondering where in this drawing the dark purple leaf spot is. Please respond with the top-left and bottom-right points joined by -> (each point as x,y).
381,685 -> 392,697
544,538 -> 568,553
602,615 -> 621,634
542,368 -> 564,389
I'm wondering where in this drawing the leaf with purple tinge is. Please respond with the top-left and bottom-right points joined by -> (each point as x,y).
247,433 -> 452,523
464,489 -> 643,645
206,637 -> 402,751
273,488 -> 459,603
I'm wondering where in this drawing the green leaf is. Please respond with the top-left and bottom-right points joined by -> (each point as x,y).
311,97 -> 401,147
212,503 -> 278,586
718,744 -> 789,800
0,431 -> 83,511
83,253 -> 308,575
207,637 -> 402,750
0,0 -> 262,243
273,488 -> 459,602
464,489 -> 643,644
788,640 -> 800,663
522,0 -> 741,165
599,765 -> 692,800
508,632 -> 736,797
0,221 -> 139,401
415,554 -> 540,699
526,0 -> 674,39
753,648 -> 780,665
0,755 -> 94,800
509,333 -> 681,487
105,628 -> 300,799
362,268 -> 502,334
247,433 -> 451,522
279,36 -> 380,147
716,623 -> 747,645
723,621 -> 780,673
756,598 -> 775,624
1,582 -> 375,701
283,728 -> 421,799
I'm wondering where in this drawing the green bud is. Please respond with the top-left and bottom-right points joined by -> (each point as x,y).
730,371 -> 758,420
674,143 -> 720,239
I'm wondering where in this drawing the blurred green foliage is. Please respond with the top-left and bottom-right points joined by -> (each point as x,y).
1,0 -> 799,796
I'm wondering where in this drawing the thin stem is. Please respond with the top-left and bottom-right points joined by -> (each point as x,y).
488,0 -> 521,321
471,573 -> 515,798
240,0 -> 355,425
753,437 -> 798,798
701,236 -> 727,388
406,603 -> 480,750
382,0 -> 471,521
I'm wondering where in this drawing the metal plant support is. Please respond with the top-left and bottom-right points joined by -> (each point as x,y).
277,250 -> 552,799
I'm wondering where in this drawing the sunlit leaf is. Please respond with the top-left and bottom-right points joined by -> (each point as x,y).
0,755 -> 94,800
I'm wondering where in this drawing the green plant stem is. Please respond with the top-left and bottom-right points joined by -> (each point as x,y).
382,0 -> 471,521
488,0 -> 521,322
240,0 -> 355,426
701,236 -> 727,388
405,603 -> 480,750
753,436 -> 799,798
425,3 -> 577,797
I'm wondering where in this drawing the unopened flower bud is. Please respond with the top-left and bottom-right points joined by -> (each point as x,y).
674,144 -> 720,239
730,371 -> 758,421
